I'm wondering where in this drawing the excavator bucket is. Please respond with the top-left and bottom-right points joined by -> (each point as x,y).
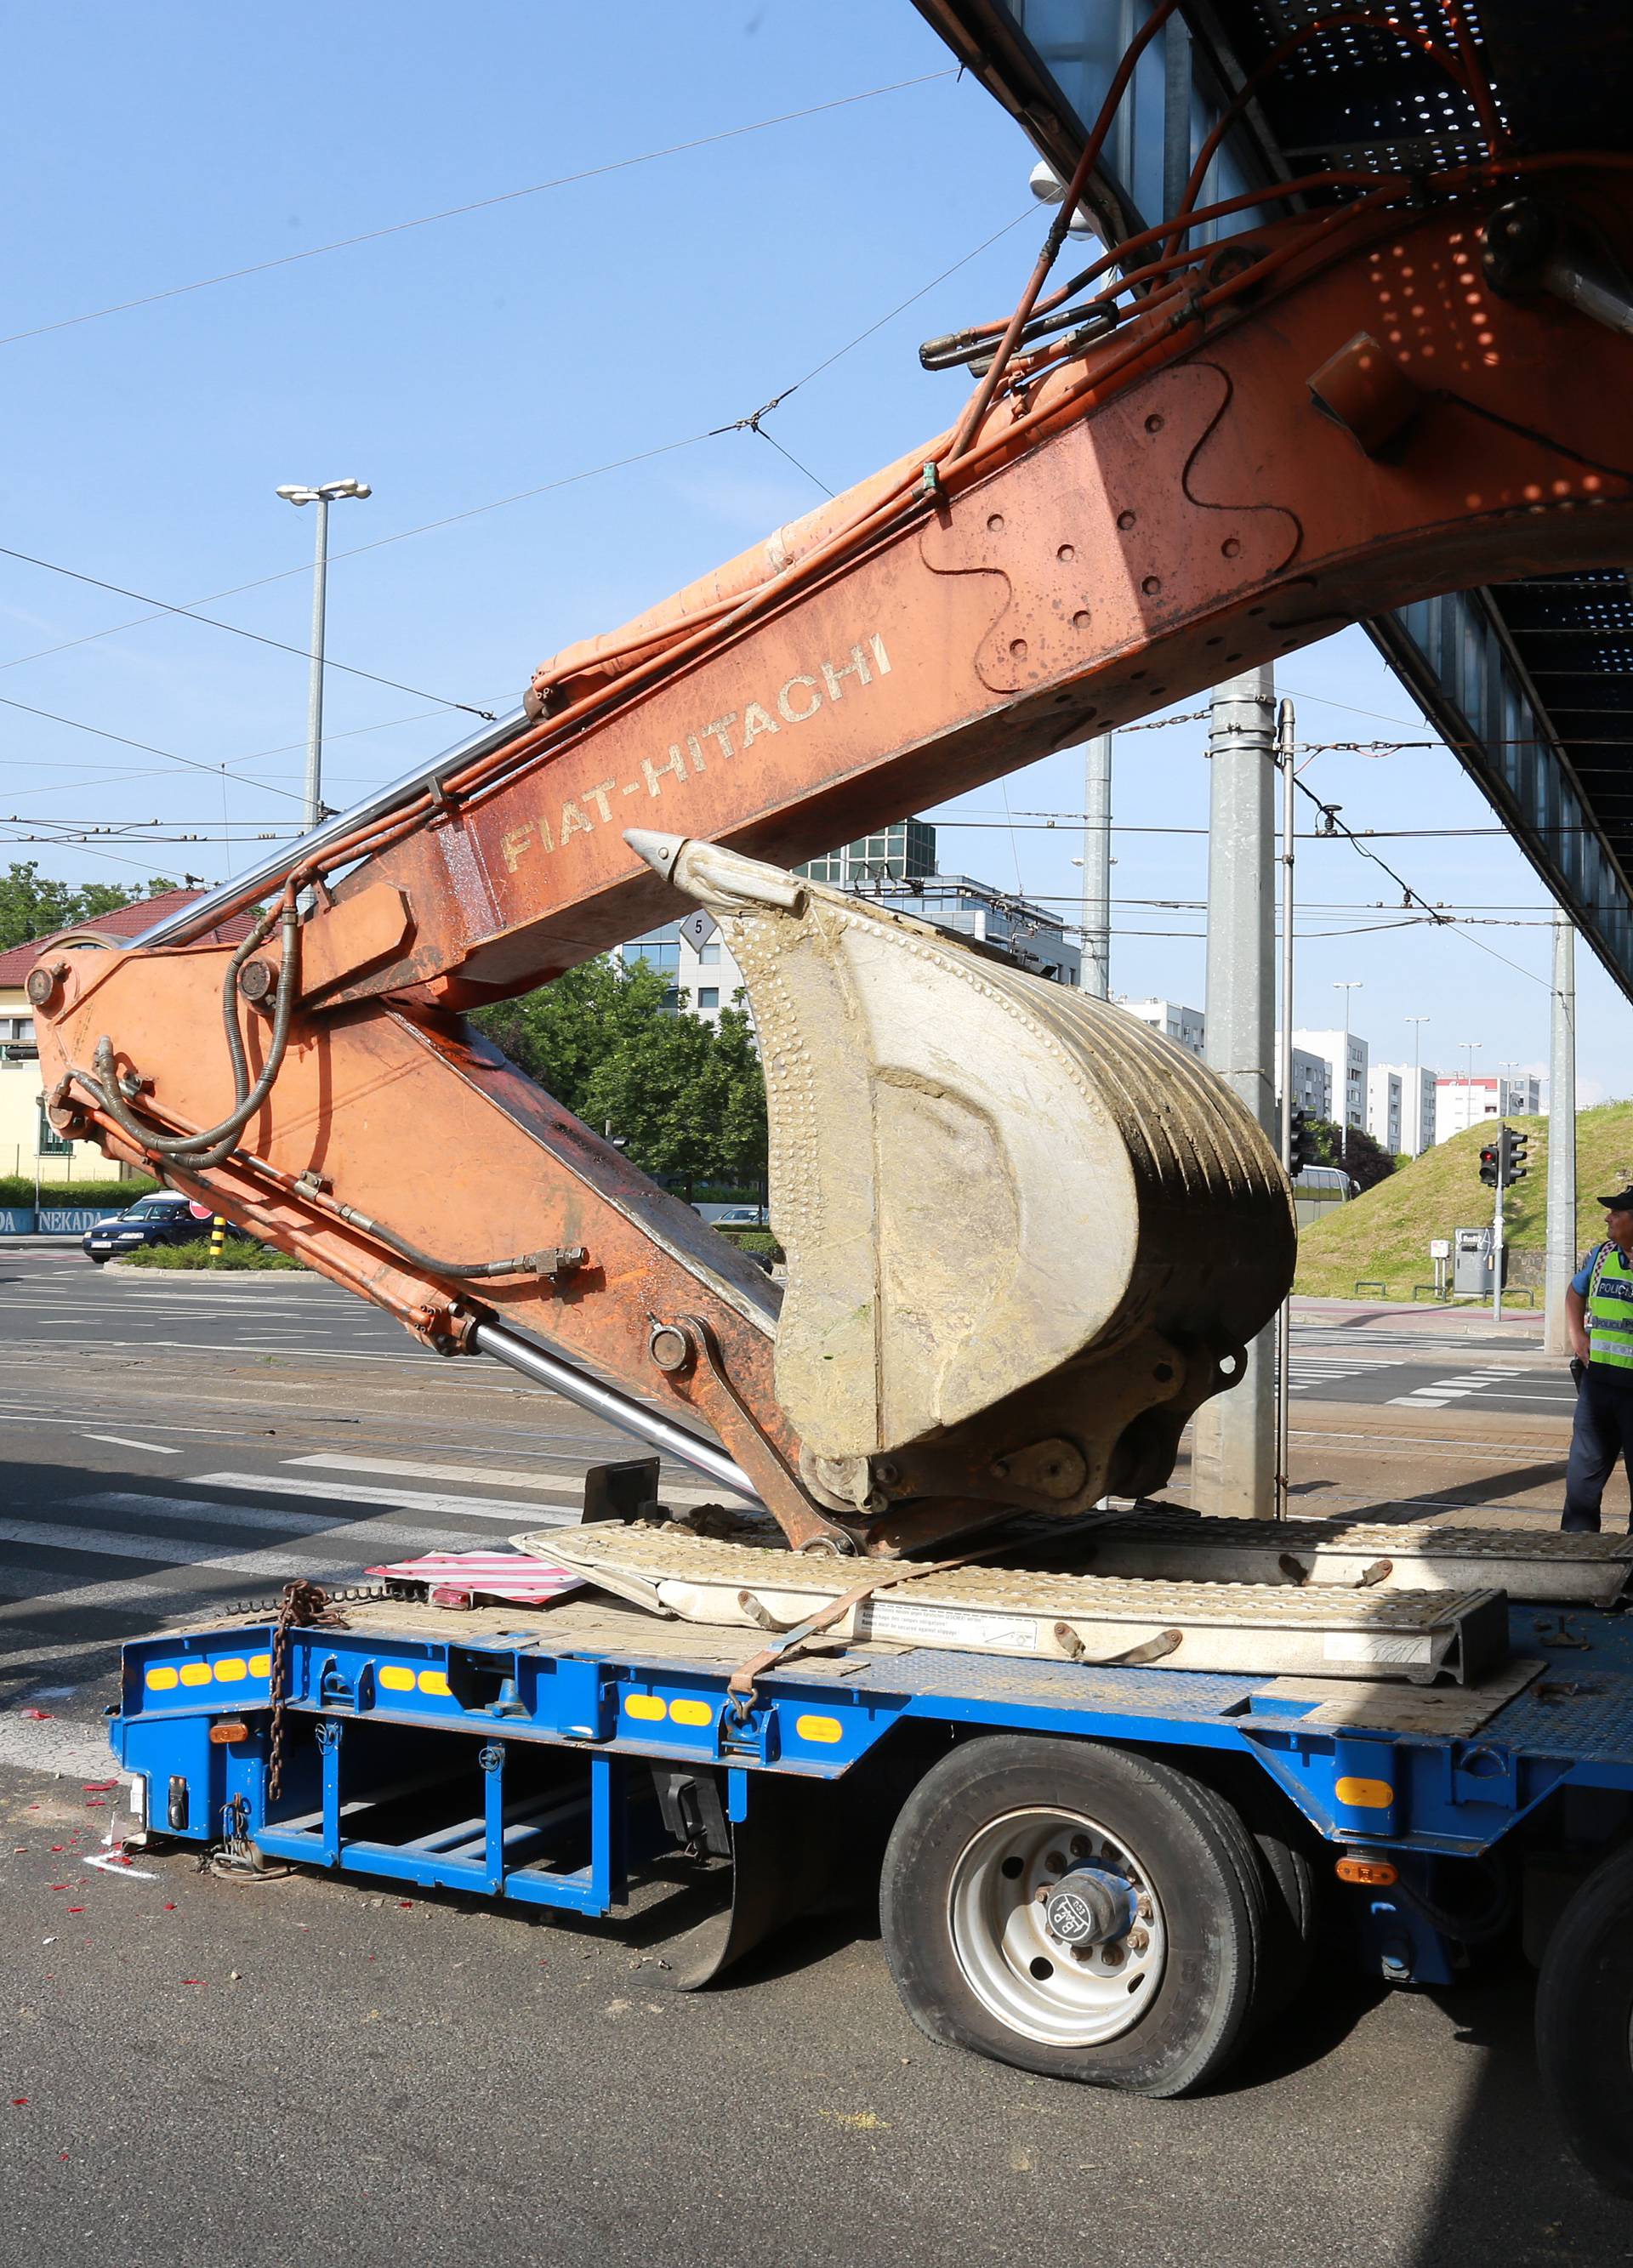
629,833 -> 1294,1552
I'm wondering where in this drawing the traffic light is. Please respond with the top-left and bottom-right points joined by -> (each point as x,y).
1289,1108 -> 1317,1174
1500,1126 -> 1530,1187
1479,1140 -> 1501,1188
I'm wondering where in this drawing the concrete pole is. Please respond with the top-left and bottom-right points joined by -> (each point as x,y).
1544,912 -> 1578,1356
1080,733 -> 1112,999
303,492 -> 330,832
1192,668 -> 1277,1517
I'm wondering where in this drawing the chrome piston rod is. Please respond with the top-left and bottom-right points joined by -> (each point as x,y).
469,1317 -> 760,1503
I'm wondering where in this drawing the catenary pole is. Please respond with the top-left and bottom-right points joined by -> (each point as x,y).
1545,912 -> 1578,1357
1192,668 -> 1277,1517
1275,696 -> 1295,1522
1080,734 -> 1112,998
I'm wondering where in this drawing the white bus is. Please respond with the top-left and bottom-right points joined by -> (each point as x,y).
1292,1163 -> 1356,1229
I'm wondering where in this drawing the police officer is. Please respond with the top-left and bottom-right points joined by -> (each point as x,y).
1562,1188 -> 1633,1532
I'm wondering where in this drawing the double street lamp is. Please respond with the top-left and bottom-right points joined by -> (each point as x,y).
276,476 -> 372,829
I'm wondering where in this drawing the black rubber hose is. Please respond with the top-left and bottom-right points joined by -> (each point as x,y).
73,900 -> 299,1163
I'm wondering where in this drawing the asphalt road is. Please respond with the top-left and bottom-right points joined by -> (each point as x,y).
0,1252 -> 1625,2265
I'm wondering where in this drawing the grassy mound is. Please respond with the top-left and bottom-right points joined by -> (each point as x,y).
117,1239 -> 304,1271
1294,1100 -> 1633,1299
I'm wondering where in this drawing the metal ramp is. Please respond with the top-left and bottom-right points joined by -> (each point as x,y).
1073,1509 -> 1633,1609
521,1522 -> 1509,1685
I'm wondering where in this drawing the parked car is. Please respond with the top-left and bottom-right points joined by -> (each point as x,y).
712,1206 -> 770,1229
82,1193 -> 236,1263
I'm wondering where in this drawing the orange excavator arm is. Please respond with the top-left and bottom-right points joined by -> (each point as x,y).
30,167 -> 1633,1555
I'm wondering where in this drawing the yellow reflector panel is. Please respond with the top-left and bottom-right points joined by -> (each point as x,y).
624,1694 -> 666,1722
378,1666 -> 416,1693
1334,1776 -> 1394,1810
248,1654 -> 271,1677
179,1663 -> 212,1688
145,1667 -> 179,1692
418,1670 -> 451,1697
794,1714 -> 844,1745
669,1698 -> 713,1727
213,1658 -> 248,1684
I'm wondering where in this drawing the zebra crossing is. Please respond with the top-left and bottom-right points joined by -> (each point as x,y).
1387,1365 -> 1574,1410
0,1447 -> 718,1718
1286,1349 -> 1408,1395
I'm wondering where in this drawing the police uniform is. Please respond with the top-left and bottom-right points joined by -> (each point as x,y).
1562,1195 -> 1633,1532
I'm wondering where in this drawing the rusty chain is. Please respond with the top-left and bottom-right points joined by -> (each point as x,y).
266,1577 -> 346,1800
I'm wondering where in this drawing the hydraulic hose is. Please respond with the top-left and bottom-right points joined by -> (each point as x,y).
72,894 -> 301,1168
323,1198 -> 587,1283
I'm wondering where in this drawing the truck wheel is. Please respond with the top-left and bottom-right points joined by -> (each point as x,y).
880,1736 -> 1263,2097
1248,1822 -> 1318,2026
1536,1839 -> 1633,2196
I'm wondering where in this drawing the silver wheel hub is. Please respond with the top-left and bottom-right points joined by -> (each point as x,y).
947,1806 -> 1166,2048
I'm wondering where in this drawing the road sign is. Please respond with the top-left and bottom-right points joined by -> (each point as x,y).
678,909 -> 718,952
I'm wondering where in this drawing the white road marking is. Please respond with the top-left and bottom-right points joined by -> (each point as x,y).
67,1490 -> 574,1549
83,1434 -> 180,1455
285,1451 -> 726,1507
0,1516 -> 366,1578
191,1469 -> 579,1521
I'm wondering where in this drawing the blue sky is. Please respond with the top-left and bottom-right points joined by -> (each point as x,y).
3,0 -> 1628,1104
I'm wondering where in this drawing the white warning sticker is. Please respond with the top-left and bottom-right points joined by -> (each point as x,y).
860,1600 -> 1040,1651
1323,1633 -> 1435,1665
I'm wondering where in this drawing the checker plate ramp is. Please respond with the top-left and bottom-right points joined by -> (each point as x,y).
1079,1508 -> 1633,1607
519,1523 -> 1508,1683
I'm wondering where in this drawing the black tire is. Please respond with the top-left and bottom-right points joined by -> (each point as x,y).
88,1255 -> 109,1266
879,1735 -> 1262,2097
1536,1839 -> 1633,2197
1249,1825 -> 1318,2026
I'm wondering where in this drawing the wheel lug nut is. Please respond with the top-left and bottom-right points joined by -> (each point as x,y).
1128,1928 -> 1149,1953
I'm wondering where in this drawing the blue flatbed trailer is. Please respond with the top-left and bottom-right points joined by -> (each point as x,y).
108,1577 -> 1633,2190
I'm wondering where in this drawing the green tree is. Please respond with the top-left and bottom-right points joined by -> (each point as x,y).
0,863 -> 179,952
1306,1115 -> 1396,1193
474,958 -> 767,1199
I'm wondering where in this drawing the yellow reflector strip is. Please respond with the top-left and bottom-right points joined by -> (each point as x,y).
794,1714 -> 844,1745
1334,1776 -> 1394,1810
213,1658 -> 248,1684
145,1667 -> 179,1692
179,1663 -> 212,1688
624,1694 -> 666,1722
248,1654 -> 271,1677
418,1670 -> 451,1697
378,1666 -> 416,1693
669,1698 -> 713,1728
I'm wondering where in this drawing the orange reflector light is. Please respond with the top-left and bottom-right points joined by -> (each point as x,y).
208,1720 -> 250,1746
1335,1853 -> 1398,1888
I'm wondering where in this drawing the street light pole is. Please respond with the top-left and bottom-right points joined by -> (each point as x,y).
1406,1015 -> 1430,1156
1333,981 -> 1362,1168
1459,1038 -> 1482,1133
276,477 -> 372,831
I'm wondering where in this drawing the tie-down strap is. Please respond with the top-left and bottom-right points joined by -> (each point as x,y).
724,1550 -> 987,1717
